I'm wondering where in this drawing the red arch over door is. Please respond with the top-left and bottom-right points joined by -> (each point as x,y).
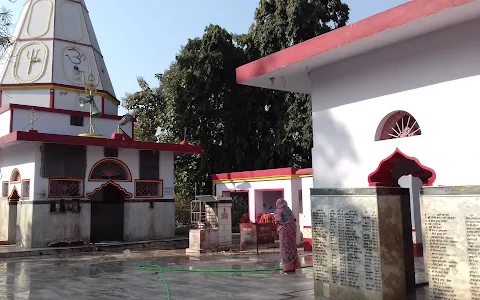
368,148 -> 436,187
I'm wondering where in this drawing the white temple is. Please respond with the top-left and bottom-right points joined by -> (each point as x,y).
0,0 -> 202,248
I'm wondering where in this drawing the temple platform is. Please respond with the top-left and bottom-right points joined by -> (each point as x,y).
0,248 -> 429,300
0,237 -> 188,259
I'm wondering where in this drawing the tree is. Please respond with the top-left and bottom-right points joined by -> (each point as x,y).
235,0 -> 350,168
159,25 -> 251,196
123,0 -> 350,223
0,0 -> 16,55
122,77 -> 163,142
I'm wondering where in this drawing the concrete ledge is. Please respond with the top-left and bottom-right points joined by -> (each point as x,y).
421,185 -> 480,195
17,199 -> 175,204
311,187 -> 409,196
0,237 -> 188,259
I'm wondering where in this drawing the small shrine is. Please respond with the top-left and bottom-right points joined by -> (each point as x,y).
186,195 -> 233,255
0,0 -> 202,248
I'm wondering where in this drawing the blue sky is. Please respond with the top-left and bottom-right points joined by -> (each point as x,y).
8,0 -> 407,115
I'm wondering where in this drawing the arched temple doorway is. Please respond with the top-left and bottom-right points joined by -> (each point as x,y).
368,148 -> 436,289
88,181 -> 132,243
368,148 -> 436,187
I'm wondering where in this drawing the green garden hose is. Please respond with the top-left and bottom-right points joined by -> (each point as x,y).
139,264 -> 313,300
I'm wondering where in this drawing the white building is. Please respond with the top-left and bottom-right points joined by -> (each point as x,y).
213,168 -> 313,250
235,0 -> 480,257
0,0 -> 202,248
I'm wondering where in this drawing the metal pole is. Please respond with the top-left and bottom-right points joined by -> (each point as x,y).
89,100 -> 93,134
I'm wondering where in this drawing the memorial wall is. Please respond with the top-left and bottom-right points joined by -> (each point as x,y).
421,186 -> 480,300
311,188 -> 408,300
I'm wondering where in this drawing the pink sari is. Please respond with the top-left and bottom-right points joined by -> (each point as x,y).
274,199 -> 301,272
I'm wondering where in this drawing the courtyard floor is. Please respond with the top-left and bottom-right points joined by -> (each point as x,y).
0,248 -> 428,299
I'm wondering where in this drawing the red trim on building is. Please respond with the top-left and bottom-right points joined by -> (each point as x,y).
295,168 -> 313,176
212,167 -> 313,181
0,131 -> 203,154
131,119 -> 135,141
21,179 -> 30,200
9,110 -> 13,133
87,180 -> 133,200
88,158 -> 133,182
303,225 -> 312,251
368,148 -> 436,186
236,0 -> 473,83
303,238 -> 313,252
0,90 -> 3,107
413,243 -> 424,257
134,179 -> 164,198
48,178 -> 85,198
0,103 -> 123,120
8,186 -> 20,202
49,89 -> 55,108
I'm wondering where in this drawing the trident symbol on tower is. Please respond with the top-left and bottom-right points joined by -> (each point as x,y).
82,70 -> 100,96
25,49 -> 41,75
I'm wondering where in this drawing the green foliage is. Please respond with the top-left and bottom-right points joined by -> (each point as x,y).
122,0 -> 350,224
0,0 -> 16,55
122,77 -> 163,142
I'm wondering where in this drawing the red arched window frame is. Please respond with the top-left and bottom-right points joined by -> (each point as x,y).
375,111 -> 422,141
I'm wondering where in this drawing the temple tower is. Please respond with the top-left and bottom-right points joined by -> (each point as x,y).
0,0 -> 118,114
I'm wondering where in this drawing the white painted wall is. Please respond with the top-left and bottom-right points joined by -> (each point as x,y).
0,143 -> 36,200
53,89 -> 114,114
215,176 -> 313,245
398,175 -> 423,244
1,89 -> 51,107
11,109 -> 132,138
0,89 -> 118,116
32,146 -> 173,200
159,151 -> 174,195
53,90 -> 102,113
300,176 -> 313,227
215,179 -> 292,223
102,98 -> 118,115
310,17 -> 480,188
0,111 -> 10,137
84,147 -> 136,196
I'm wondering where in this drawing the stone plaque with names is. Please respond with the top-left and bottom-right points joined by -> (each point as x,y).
311,188 -> 407,300
421,187 -> 480,300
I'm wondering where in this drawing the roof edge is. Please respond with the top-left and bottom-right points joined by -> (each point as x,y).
236,0 -> 474,84
0,131 -> 203,154
212,167 -> 313,182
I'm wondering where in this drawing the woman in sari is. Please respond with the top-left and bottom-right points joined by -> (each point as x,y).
274,198 -> 301,273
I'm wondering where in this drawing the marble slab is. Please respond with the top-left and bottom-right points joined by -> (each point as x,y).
311,188 -> 407,300
421,188 -> 480,299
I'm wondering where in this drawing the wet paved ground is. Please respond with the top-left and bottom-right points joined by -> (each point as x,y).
0,249 -> 428,299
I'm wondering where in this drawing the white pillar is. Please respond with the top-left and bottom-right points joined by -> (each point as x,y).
218,200 -> 233,247
398,175 -> 423,245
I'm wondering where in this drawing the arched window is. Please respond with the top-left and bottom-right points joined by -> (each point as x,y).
10,169 -> 21,183
375,111 -> 422,141
88,159 -> 132,182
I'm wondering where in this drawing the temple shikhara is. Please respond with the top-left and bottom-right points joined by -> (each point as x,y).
0,0 -> 202,248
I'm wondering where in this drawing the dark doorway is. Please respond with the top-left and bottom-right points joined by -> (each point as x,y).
89,181 -> 130,243
223,191 -> 248,233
